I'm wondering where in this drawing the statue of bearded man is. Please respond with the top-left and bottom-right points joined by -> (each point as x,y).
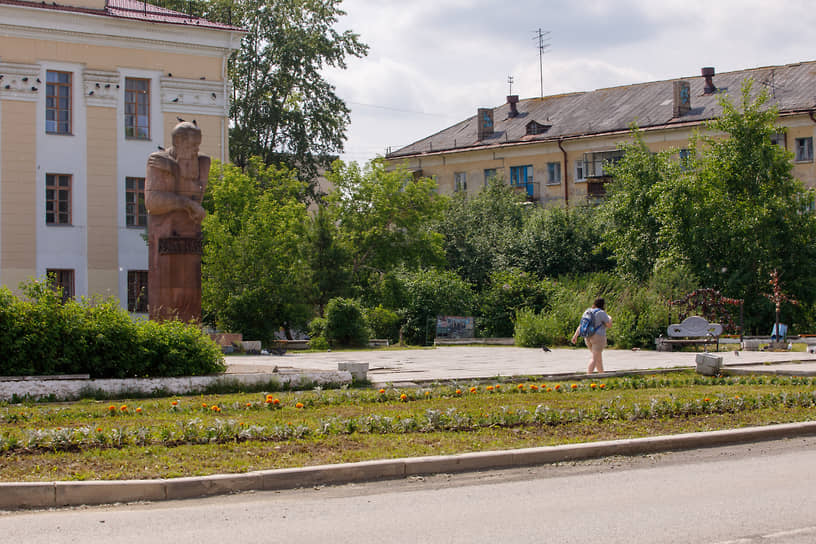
145,121 -> 211,322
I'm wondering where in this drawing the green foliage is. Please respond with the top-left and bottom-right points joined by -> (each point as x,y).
518,205 -> 613,278
327,160 -> 447,294
324,298 -> 369,347
435,179 -> 528,287
477,269 -> 556,337
307,336 -> 330,351
0,279 -> 224,378
202,160 -> 312,343
303,206 -> 351,315
226,0 -> 368,181
604,82 -> 816,332
307,316 -> 327,339
364,305 -> 401,344
377,267 -> 476,345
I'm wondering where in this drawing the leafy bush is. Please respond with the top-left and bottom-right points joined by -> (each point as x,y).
377,267 -> 475,345
307,336 -> 330,350
364,305 -> 401,344
307,317 -> 327,339
324,297 -> 369,347
0,279 -> 224,378
478,269 -> 555,337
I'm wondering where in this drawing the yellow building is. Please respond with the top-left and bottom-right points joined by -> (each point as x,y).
386,62 -> 816,206
0,0 -> 242,311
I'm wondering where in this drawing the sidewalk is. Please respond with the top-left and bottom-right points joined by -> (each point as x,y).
225,346 -> 816,384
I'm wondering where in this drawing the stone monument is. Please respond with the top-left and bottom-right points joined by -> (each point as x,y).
145,121 -> 210,322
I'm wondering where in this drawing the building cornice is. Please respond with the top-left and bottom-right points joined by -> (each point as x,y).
0,5 -> 242,56
160,76 -> 228,117
0,62 -> 40,102
83,69 -> 119,108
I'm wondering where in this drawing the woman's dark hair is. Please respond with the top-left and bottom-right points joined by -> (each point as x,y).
593,297 -> 605,310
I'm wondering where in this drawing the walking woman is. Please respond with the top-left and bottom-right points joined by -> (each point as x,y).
571,297 -> 612,373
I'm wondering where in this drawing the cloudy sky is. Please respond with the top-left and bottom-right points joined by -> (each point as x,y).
323,0 -> 816,163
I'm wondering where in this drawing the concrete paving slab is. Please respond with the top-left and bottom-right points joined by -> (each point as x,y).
225,346 -> 816,384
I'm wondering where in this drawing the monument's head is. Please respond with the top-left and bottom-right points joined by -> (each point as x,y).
171,121 -> 202,159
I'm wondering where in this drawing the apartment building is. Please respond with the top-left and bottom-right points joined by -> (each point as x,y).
386,61 -> 816,207
0,0 -> 242,311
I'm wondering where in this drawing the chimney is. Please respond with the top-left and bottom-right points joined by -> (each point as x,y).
477,108 -> 494,140
507,95 -> 519,118
701,67 -> 716,94
673,80 -> 691,117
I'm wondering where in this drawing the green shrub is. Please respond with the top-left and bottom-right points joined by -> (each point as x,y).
324,297 -> 369,347
0,278 -> 224,378
478,269 -> 555,337
364,305 -> 401,344
308,336 -> 330,350
308,317 -> 327,339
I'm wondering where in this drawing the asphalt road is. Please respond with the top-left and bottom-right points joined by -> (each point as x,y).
4,438 -> 816,543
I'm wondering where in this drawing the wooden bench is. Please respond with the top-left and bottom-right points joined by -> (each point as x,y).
656,316 -> 723,352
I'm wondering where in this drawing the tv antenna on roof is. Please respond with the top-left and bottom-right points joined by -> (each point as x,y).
532,28 -> 550,98
759,69 -> 780,99
508,75 -> 514,95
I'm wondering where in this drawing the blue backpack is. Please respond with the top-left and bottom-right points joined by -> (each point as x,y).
578,308 -> 601,338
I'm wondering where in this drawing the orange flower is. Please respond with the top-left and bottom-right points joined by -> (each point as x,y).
546,388 -> 552,392
703,397 -> 710,402
171,400 -> 179,406
246,402 -> 252,408
211,405 -> 220,412
96,427 -> 103,432
517,384 -> 525,390
570,384 -> 578,390
599,384 -> 606,389
120,405 -> 128,412
272,398 -> 280,405
470,387 -> 477,393
379,388 -> 386,394
400,393 -> 408,401
455,389 -> 462,395
424,391 -> 430,396
590,383 -> 597,389
265,394 -> 274,402
486,385 -> 494,391
495,384 -> 501,389
202,403 -> 208,408
135,407 -> 142,413
108,405 -> 116,412
530,384 -> 539,391
295,402 -> 304,409
554,384 -> 561,391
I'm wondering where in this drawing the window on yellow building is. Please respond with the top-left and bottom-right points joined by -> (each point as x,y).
127,270 -> 149,313
454,172 -> 467,192
46,71 -> 72,134
47,269 -> 75,303
484,168 -> 498,186
45,174 -> 72,225
125,78 -> 150,139
795,137 -> 812,162
546,162 -> 561,185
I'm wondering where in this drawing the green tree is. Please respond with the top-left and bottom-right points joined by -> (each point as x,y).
228,0 -> 368,180
604,131 -> 680,281
202,159 -> 312,343
436,179 -> 529,287
326,159 -> 447,294
518,205 -> 612,278
303,206 -> 351,316
477,268 -> 555,337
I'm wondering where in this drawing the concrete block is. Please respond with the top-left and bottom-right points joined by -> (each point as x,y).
403,450 -> 511,476
55,479 -> 165,507
0,482 -> 55,510
164,472 -> 264,500
742,339 -> 762,351
240,340 -> 262,353
337,362 -> 368,381
696,353 -> 723,376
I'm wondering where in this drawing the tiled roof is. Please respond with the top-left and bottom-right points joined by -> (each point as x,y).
387,61 -> 816,159
0,0 -> 243,31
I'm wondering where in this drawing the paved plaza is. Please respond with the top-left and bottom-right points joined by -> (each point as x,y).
225,346 -> 816,384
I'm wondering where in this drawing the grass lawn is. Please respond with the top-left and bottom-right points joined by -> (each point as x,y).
2,371 -> 815,482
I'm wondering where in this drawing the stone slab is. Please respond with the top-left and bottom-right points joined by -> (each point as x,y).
0,482 -> 55,510
55,479 -> 166,507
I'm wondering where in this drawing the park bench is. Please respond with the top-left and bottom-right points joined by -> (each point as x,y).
657,316 -> 723,352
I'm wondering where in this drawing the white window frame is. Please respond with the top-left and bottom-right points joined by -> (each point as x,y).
546,162 -> 561,185
575,160 -> 586,183
795,137 -> 813,162
454,172 -> 467,192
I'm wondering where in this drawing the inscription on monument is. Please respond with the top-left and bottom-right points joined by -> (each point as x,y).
158,236 -> 203,255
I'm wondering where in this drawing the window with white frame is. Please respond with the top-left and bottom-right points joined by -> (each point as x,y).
484,168 -> 498,186
47,268 -> 75,303
575,160 -> 586,182
46,70 -> 72,134
454,172 -> 467,192
795,137 -> 813,162
546,162 -> 561,185
770,133 -> 786,149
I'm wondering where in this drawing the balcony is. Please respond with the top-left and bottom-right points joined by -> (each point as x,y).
511,181 -> 540,201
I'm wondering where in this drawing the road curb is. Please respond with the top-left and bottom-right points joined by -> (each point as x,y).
3,420 -> 816,511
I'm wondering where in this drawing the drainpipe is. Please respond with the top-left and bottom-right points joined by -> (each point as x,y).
557,139 -> 569,207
